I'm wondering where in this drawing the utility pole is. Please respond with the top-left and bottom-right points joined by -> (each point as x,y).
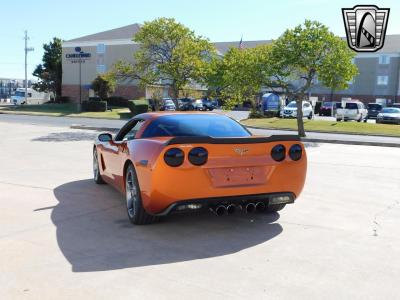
24,30 -> 34,104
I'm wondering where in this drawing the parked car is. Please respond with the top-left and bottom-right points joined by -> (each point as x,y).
201,99 -> 216,111
364,103 -> 383,121
376,107 -> 400,124
391,103 -> 400,109
281,101 -> 313,119
93,112 -> 307,225
160,98 -> 176,111
319,101 -> 339,116
178,98 -> 195,111
193,99 -> 205,110
336,101 -> 367,122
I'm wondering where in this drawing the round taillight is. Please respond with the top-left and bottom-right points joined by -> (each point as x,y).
164,148 -> 184,167
188,147 -> 208,166
289,144 -> 302,161
271,144 -> 286,162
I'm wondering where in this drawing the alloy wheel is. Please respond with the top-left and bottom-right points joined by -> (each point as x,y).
126,170 -> 137,218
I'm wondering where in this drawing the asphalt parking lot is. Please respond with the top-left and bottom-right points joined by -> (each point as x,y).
1,121 -> 399,299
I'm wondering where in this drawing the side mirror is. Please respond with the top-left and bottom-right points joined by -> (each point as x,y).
98,133 -> 113,142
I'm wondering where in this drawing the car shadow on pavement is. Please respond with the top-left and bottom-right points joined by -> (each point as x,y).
52,179 -> 283,272
32,132 -> 98,142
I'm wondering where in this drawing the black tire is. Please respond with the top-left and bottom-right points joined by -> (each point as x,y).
357,115 -> 362,122
93,148 -> 106,184
125,164 -> 158,225
308,112 -> 313,120
266,204 -> 286,213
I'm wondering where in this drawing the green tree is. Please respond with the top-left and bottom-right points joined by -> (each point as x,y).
205,45 -> 269,110
91,73 -> 117,100
263,20 -> 358,137
115,18 -> 215,99
32,37 -> 63,100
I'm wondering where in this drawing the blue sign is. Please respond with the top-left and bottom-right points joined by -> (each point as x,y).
262,93 -> 280,111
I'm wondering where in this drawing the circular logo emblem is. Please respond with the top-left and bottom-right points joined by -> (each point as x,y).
75,47 -> 82,53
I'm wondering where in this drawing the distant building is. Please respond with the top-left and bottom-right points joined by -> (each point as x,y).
0,78 -> 34,98
62,23 -> 400,105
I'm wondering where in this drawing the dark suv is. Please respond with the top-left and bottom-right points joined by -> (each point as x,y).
178,98 -> 195,111
364,103 -> 383,121
201,99 -> 216,111
319,101 -> 339,116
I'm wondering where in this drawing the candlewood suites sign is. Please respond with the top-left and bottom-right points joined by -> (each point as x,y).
66,47 -> 92,63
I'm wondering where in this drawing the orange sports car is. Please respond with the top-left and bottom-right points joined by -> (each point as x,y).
93,112 -> 307,225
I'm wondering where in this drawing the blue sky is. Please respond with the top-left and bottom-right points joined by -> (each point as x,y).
1,0 -> 399,79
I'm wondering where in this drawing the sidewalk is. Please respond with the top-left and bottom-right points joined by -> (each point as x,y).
1,113 -> 399,147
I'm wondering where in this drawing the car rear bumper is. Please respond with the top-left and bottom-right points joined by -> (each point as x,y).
153,192 -> 296,216
137,140 -> 307,215
377,118 -> 400,124
337,115 -> 359,120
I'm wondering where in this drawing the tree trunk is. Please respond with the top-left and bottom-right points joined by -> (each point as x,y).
296,96 -> 306,137
171,83 -> 180,100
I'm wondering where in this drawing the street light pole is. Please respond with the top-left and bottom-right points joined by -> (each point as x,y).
79,58 -> 82,106
24,30 -> 34,104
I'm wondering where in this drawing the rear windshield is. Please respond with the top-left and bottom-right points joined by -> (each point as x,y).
382,108 -> 400,113
368,104 -> 382,109
337,103 -> 358,109
141,114 -> 251,138
346,103 -> 358,109
322,102 -> 332,106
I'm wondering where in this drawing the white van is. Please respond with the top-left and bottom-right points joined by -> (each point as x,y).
11,88 -> 50,105
336,101 -> 368,122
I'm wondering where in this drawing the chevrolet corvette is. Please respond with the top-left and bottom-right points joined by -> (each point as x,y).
93,112 -> 307,225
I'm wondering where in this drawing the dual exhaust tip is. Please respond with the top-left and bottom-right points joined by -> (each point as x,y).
212,202 -> 266,216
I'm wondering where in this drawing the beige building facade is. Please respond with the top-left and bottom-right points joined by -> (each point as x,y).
62,23 -> 400,105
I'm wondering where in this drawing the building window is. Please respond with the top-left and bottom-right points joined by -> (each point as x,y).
96,43 -> 106,54
96,64 -> 106,74
377,75 -> 389,85
379,55 -> 390,64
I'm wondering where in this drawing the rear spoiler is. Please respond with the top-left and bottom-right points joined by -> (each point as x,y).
165,135 -> 300,145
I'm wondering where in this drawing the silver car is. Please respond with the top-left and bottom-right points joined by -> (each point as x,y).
376,107 -> 400,124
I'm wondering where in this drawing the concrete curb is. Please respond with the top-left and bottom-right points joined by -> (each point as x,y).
70,125 -> 400,148
244,125 -> 400,139
301,138 -> 400,148
70,125 -> 119,132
